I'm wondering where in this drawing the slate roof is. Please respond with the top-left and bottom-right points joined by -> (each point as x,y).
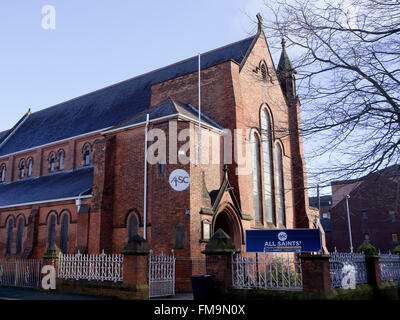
0,36 -> 255,157
0,130 -> 9,142
111,98 -> 224,131
0,166 -> 93,208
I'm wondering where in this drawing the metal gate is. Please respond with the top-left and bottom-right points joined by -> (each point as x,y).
0,259 -> 42,288
232,252 -> 303,290
148,250 -> 175,298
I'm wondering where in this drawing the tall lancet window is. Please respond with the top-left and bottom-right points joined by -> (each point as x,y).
6,219 -> 13,255
27,158 -> 33,177
261,109 -> 275,224
49,153 -> 56,173
84,145 -> 91,166
19,159 -> 25,178
48,215 -> 56,248
16,218 -> 24,255
60,214 -> 69,254
251,132 -> 263,224
275,143 -> 286,226
58,150 -> 64,170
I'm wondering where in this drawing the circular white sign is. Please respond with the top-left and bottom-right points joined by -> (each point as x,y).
278,232 -> 287,241
169,169 -> 190,191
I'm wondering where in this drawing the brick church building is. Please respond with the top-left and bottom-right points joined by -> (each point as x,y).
0,17 -> 318,289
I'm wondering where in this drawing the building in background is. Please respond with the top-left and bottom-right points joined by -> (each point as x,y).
309,195 -> 332,250
326,165 -> 400,253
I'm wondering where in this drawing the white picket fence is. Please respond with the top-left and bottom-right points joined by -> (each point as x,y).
231,252 -> 303,290
57,250 -> 123,282
379,252 -> 400,281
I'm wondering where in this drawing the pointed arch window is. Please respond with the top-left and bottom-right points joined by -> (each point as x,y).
128,214 -> 138,241
275,143 -> 286,226
251,132 -> 263,224
0,164 -> 5,183
19,159 -> 25,179
27,158 -> 33,177
49,153 -> 56,173
6,219 -> 13,255
48,215 -> 56,249
16,218 -> 24,255
60,214 -> 69,254
261,109 -> 275,224
58,150 -> 65,171
83,144 -> 91,166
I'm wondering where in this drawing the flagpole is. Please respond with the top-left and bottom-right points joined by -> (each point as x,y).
198,52 -> 201,167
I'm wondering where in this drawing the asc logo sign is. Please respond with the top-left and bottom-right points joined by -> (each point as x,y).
278,232 -> 287,241
169,169 -> 190,191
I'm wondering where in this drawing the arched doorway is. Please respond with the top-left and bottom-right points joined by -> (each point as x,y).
213,205 -> 242,250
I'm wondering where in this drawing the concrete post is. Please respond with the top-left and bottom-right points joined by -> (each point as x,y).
300,254 -> 332,294
120,234 -> 150,299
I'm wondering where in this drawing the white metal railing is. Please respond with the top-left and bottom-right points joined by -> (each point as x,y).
57,250 -> 123,282
379,252 -> 400,282
232,252 -> 302,290
0,259 -> 42,288
329,251 -> 368,288
149,250 -> 175,298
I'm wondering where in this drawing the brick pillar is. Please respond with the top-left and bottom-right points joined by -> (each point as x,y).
121,234 -> 150,300
365,256 -> 381,287
42,244 -> 61,270
300,254 -> 332,294
201,229 -> 237,296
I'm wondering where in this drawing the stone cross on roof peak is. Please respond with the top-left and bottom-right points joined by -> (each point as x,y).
256,13 -> 263,33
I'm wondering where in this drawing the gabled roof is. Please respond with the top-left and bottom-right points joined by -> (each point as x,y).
0,36 -> 255,157
209,166 -> 242,217
330,164 -> 400,210
0,166 -> 93,208
109,98 -> 224,132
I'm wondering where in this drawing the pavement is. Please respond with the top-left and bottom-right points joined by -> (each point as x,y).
0,287 -> 194,300
0,287 -> 106,300
151,293 -> 194,300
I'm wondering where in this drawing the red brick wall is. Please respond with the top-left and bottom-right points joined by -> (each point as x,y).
0,200 -> 83,259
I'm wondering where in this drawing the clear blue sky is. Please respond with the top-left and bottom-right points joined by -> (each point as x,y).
0,0 -> 329,196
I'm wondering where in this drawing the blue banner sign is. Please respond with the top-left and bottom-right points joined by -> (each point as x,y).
246,229 -> 321,253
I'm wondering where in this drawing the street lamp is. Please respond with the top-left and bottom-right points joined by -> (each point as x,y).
345,194 -> 353,252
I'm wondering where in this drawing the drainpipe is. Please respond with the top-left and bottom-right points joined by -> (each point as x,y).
143,114 -> 150,240
75,190 -> 88,212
